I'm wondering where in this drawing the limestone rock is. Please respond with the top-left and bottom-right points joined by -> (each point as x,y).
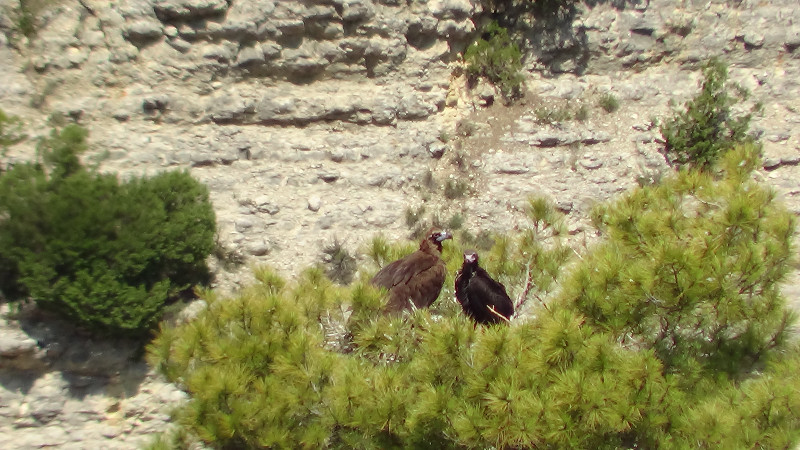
236,45 -> 267,66
341,0 -> 376,22
123,20 -> 164,44
235,217 -> 256,232
0,326 -> 47,371
153,0 -> 230,20
428,0 -> 474,20
308,195 -> 322,212
246,239 -> 272,256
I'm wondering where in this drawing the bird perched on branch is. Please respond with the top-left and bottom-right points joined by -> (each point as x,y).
371,228 -> 453,314
455,250 -> 514,325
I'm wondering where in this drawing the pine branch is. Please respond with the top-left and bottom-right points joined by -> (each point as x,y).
515,262 -> 534,311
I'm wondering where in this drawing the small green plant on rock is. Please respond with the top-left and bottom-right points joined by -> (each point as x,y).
322,238 -> 357,285
534,104 -> 573,125
404,205 -> 426,228
574,104 -> 590,122
446,212 -> 464,231
0,110 -> 25,173
13,0 -> 37,38
444,178 -> 469,199
455,119 -> 478,137
597,92 -> 620,113
464,21 -> 524,101
8,0 -> 56,39
0,110 -> 25,151
659,58 -> 760,171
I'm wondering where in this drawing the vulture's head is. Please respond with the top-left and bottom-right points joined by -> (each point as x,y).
422,228 -> 452,253
463,250 -> 479,266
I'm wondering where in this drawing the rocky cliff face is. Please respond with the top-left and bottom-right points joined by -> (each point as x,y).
1,0 -> 800,448
1,0 -> 481,281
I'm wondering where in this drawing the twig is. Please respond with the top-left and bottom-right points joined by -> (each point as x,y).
534,291 -> 550,313
487,305 -> 511,323
515,261 -> 552,314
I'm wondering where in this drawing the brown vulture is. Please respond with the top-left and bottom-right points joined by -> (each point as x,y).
371,228 -> 453,314
455,250 -> 514,325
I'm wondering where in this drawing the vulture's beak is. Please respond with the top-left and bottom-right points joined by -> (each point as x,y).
437,231 -> 453,242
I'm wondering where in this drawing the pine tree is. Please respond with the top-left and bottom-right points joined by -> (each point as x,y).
659,58 -> 760,170
147,144 -> 799,448
567,144 -> 794,379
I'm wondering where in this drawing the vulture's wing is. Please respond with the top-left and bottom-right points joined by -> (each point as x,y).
371,251 -> 438,289
471,268 -> 514,319
454,268 -> 467,306
375,251 -> 446,312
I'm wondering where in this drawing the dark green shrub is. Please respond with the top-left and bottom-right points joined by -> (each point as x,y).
659,58 -> 760,170
0,124 -> 216,336
464,21 -> 524,101
147,147 -> 799,448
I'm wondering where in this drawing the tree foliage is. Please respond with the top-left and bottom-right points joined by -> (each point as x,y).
572,144 -> 795,379
147,145 -> 799,449
0,124 -> 216,337
659,58 -> 760,171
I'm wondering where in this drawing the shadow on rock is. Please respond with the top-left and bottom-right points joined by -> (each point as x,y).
481,0 -> 651,75
1,302 -> 150,401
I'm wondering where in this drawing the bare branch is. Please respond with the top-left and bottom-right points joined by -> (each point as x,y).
514,262 -> 534,311
515,261 -> 549,314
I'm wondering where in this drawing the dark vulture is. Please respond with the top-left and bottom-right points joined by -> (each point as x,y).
455,250 -> 514,325
371,228 -> 453,314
